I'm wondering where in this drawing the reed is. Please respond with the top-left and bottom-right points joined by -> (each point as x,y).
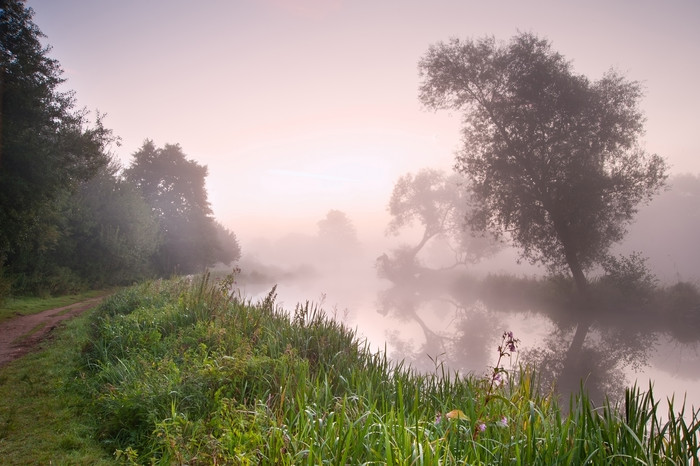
71,273 -> 700,464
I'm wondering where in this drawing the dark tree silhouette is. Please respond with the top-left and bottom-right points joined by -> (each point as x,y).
125,141 -> 237,275
213,221 -> 242,268
1,0 -> 113,294
418,33 -> 667,372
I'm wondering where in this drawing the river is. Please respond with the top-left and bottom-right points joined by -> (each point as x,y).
234,254 -> 700,417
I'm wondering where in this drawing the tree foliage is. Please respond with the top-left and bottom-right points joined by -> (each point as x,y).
1,0 -> 112,289
124,140 -> 211,220
53,164 -> 161,286
213,221 -> 242,268
314,209 -> 360,270
317,209 -> 359,248
386,168 -> 499,265
418,33 -> 667,295
0,2 -> 242,295
125,141 -> 238,275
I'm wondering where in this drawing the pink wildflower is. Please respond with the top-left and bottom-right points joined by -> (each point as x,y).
492,371 -> 503,387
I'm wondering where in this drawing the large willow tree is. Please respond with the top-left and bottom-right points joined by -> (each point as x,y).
418,33 -> 667,359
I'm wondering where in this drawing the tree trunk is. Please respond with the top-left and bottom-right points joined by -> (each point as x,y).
564,252 -> 593,356
557,226 -> 596,397
411,228 -> 437,259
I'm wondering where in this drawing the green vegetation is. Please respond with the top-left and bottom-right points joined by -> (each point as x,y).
2,273 -> 696,464
0,306 -> 114,464
1,2 -> 241,300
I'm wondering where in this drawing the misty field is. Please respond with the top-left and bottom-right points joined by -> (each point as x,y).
0,273 -> 696,464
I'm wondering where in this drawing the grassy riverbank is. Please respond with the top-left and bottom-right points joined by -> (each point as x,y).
0,274 -> 698,464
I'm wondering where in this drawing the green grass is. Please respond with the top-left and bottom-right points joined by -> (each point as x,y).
0,274 -> 698,464
0,307 -> 115,464
0,289 -> 109,323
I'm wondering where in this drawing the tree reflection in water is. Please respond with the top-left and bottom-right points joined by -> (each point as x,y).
377,267 -> 700,406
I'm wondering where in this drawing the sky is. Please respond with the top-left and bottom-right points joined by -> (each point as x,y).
28,0 -> 700,243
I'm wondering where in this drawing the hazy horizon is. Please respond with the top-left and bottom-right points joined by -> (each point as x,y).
28,0 -> 700,247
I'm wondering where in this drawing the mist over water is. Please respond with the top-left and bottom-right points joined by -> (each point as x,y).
236,254 -> 700,411
232,176 -> 700,412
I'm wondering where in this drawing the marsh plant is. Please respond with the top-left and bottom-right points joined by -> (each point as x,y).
435,331 -> 520,438
74,274 -> 699,464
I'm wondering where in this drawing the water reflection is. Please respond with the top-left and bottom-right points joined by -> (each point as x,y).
234,173 -> 700,411
234,247 -> 700,412
377,268 -> 700,407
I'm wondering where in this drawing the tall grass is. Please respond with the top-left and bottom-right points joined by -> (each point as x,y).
76,273 -> 699,464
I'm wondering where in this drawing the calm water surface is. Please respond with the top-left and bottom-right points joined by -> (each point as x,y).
237,266 -> 700,414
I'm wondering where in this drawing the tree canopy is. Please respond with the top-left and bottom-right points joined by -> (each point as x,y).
317,210 -> 359,249
124,140 -> 211,220
386,168 -> 498,266
1,0 -> 112,284
0,2 -> 242,297
418,33 -> 667,297
125,141 -> 239,275
53,164 -> 161,286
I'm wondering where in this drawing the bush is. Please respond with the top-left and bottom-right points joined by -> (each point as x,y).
662,281 -> 700,343
0,261 -> 11,306
597,252 -> 658,309
8,265 -> 86,297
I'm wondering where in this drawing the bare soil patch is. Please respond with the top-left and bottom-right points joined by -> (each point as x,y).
0,296 -> 105,367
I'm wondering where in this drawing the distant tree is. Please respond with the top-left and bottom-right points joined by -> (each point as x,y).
317,209 -> 359,250
419,33 -> 667,375
125,141 -> 219,275
1,0 -> 112,292
385,168 -> 499,267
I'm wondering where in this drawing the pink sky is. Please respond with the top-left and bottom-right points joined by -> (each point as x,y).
29,0 -> 700,241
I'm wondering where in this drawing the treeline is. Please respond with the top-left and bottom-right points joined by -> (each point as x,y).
0,1 -> 240,298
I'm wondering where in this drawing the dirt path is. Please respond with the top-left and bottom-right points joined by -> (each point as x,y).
0,296 -> 106,368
